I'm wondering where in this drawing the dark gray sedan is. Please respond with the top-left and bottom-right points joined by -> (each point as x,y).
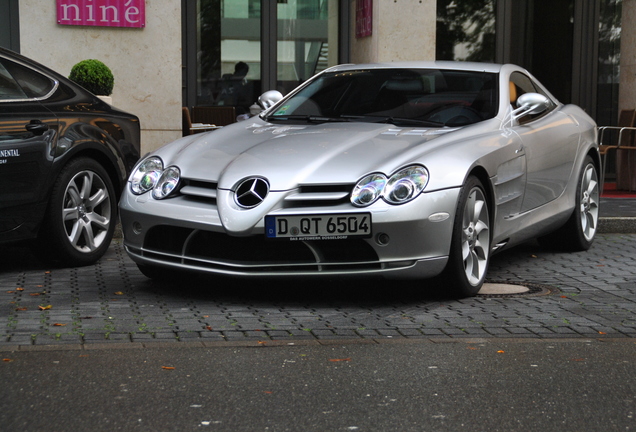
0,47 -> 140,266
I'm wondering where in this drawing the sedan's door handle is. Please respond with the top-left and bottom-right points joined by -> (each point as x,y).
25,120 -> 49,135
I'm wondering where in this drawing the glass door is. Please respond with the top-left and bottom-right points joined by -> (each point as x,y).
277,0 -> 339,94
195,0 -> 262,115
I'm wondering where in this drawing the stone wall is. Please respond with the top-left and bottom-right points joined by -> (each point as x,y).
350,0 -> 436,64
19,0 -> 182,153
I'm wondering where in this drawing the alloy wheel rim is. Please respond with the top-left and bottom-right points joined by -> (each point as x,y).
62,170 -> 111,253
461,187 -> 490,285
579,163 -> 599,241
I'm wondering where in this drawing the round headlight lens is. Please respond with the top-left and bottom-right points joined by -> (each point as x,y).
384,166 -> 429,204
130,157 -> 163,195
152,166 -> 181,200
351,173 -> 387,207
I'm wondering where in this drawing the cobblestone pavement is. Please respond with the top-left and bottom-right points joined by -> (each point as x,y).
1,234 -> 636,347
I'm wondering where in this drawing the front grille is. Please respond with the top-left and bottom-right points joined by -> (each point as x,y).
177,178 -> 353,209
138,225 -> 381,274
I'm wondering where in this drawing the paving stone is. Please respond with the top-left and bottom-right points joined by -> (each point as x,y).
2,235 -> 636,345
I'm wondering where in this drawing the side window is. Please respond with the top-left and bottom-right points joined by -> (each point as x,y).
0,58 -> 56,99
509,71 -> 555,124
0,60 -> 28,100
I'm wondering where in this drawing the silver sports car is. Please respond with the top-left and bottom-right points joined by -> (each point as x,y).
120,62 -> 599,297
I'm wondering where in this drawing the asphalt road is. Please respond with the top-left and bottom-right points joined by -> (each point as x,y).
1,339 -> 634,431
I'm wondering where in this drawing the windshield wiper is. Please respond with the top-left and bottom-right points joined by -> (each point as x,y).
265,114 -> 353,123
374,117 -> 444,127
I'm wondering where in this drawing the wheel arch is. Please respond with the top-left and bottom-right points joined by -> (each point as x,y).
55,146 -> 127,201
466,165 -> 494,225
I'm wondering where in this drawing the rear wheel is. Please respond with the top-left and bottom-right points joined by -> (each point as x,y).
538,156 -> 599,251
443,176 -> 491,297
37,157 -> 116,266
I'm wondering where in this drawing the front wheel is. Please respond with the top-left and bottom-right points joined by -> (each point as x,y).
443,176 -> 491,298
37,157 -> 117,266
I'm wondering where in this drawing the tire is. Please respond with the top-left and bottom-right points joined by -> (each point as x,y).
443,176 -> 491,298
37,157 -> 117,266
537,156 -> 599,251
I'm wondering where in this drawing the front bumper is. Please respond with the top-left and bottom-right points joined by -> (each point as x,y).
119,186 -> 460,279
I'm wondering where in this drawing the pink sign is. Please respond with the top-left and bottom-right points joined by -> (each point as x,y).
355,0 -> 372,38
57,0 -> 145,28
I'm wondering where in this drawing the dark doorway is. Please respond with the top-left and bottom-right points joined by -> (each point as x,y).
0,0 -> 20,51
526,0 -> 575,104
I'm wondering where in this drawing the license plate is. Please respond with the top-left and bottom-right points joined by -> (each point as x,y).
265,213 -> 372,240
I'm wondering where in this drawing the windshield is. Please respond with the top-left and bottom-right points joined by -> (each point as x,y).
266,68 -> 499,127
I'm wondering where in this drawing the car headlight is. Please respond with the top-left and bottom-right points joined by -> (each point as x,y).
351,173 -> 387,207
351,165 -> 428,207
384,165 -> 429,204
152,166 -> 181,200
130,156 -> 163,195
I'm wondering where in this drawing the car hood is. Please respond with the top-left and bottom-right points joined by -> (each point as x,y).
160,119 -> 463,191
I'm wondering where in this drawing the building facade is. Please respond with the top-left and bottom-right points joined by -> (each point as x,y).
0,0 -> 632,156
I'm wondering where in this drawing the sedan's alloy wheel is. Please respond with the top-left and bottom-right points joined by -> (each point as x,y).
62,170 -> 112,253
36,157 -> 117,266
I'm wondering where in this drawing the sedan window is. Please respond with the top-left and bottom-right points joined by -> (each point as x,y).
0,58 -> 56,100
0,61 -> 28,100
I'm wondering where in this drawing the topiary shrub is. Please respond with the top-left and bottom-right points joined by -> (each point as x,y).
69,59 -> 114,96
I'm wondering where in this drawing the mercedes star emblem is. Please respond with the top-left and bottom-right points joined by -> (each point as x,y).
234,177 -> 270,208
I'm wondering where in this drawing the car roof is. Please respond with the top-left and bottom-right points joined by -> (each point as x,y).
326,61 -> 505,74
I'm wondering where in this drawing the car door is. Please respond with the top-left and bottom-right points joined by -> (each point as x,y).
0,55 -> 58,234
508,72 -> 579,213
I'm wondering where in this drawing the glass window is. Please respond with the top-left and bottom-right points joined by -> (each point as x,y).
0,58 -> 55,99
0,60 -> 27,100
277,0 -> 338,95
196,0 -> 261,115
436,0 -> 496,62
597,0 -> 621,127
267,68 -> 498,127
510,71 -> 555,123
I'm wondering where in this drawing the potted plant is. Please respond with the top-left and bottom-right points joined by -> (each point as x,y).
69,59 -> 114,104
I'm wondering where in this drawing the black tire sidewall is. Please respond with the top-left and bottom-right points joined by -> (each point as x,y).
39,157 -> 117,266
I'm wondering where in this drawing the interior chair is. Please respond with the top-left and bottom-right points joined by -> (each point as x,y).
182,107 -> 193,136
598,109 -> 636,191
191,106 -> 237,127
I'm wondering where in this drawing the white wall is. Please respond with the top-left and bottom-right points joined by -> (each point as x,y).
350,0 -> 436,64
19,0 -> 183,154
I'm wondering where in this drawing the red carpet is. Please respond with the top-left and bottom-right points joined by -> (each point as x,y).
602,183 -> 636,198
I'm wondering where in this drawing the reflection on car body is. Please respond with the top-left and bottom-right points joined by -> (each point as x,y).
120,61 -> 599,297
0,47 -> 140,266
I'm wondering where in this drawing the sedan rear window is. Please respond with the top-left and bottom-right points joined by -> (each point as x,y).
0,58 -> 56,100
267,68 -> 499,127
0,62 -> 28,100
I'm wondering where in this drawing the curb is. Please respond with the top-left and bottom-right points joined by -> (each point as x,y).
598,217 -> 636,233
2,337 -> 635,353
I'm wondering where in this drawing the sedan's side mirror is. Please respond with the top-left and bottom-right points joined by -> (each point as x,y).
511,92 -> 551,123
258,90 -> 284,110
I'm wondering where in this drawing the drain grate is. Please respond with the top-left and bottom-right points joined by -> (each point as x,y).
478,281 -> 557,298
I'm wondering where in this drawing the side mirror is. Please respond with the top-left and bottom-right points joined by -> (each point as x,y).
258,90 -> 284,110
514,92 -> 551,118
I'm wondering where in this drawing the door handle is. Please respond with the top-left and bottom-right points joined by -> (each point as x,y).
25,120 -> 49,135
